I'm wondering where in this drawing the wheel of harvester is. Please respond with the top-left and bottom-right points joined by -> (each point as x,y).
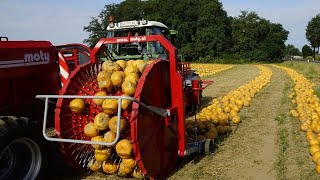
55,60 -> 179,179
204,139 -> 214,156
0,116 -> 47,180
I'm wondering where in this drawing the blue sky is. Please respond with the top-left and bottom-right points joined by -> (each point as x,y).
1,0 -> 319,49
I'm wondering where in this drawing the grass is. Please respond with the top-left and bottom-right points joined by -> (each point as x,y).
280,61 -> 320,99
275,113 -> 286,125
275,128 -> 289,180
306,55 -> 320,61
280,61 -> 320,79
273,71 -> 291,180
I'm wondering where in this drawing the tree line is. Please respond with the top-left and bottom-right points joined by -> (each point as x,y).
84,0 -> 292,62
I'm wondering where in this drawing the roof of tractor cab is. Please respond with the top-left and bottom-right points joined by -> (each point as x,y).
107,20 -> 168,30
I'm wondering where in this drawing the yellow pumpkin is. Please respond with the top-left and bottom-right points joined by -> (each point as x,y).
69,99 -> 85,114
94,149 -> 112,162
122,81 -> 136,96
111,71 -> 125,87
137,63 -> 147,73
124,73 -> 139,85
118,162 -> 133,177
133,60 -> 145,67
84,122 -> 99,138
91,136 -> 104,150
93,91 -> 107,106
97,71 -> 111,82
121,94 -> 132,110
102,161 -> 118,174
108,116 -> 127,134
102,99 -> 118,115
116,139 -> 132,159
102,61 -> 121,72
309,139 -> 320,146
93,112 -> 110,131
116,60 -> 127,70
127,60 -> 135,67
124,65 -> 139,76
98,78 -> 112,90
313,151 -> 320,163
121,158 -> 136,169
310,145 -> 320,156
232,116 -> 241,124
103,131 -> 116,144
88,159 -> 102,171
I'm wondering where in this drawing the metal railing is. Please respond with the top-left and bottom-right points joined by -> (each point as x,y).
36,95 -> 170,147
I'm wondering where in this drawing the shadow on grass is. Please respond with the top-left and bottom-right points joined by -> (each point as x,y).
169,131 -> 234,178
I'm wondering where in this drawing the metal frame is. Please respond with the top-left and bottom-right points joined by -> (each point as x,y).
90,34 -> 187,156
36,95 -> 170,147
56,44 -> 91,87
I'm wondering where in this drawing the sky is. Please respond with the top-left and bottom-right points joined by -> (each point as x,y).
1,0 -> 319,50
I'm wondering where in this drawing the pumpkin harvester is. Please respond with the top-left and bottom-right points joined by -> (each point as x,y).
37,26 -> 213,179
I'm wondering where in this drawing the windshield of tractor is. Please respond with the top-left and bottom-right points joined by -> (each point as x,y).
105,26 -> 168,60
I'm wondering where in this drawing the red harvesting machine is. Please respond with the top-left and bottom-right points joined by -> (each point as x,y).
37,34 -> 213,179
0,37 -> 92,180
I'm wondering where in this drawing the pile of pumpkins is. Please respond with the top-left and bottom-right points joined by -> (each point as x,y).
190,64 -> 234,77
191,65 -> 272,141
276,65 -> 320,174
68,59 -> 154,178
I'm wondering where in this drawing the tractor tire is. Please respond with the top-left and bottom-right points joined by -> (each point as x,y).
0,116 -> 48,180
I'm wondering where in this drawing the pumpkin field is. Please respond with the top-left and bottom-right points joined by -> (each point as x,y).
47,61 -> 320,180
169,61 -> 320,180
84,61 -> 320,180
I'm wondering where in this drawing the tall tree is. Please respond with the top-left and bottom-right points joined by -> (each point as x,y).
83,1 -> 289,61
306,14 -> 320,60
285,44 -> 301,57
83,4 -> 118,48
231,11 -> 288,61
302,45 -> 313,58
193,0 -> 231,58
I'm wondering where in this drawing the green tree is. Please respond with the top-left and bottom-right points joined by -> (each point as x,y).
302,45 -> 313,58
83,4 -> 118,48
83,0 -> 148,48
193,0 -> 231,58
83,0 -> 231,60
285,44 -> 301,57
306,14 -> 320,60
83,1 -> 288,62
231,11 -> 288,61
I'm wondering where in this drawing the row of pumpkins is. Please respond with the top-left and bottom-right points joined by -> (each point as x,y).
276,65 -> 320,174
69,59 -> 155,178
190,64 -> 234,77
188,65 -> 272,141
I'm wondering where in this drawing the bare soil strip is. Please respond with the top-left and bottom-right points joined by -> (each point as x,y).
170,66 -> 289,180
199,65 -> 260,108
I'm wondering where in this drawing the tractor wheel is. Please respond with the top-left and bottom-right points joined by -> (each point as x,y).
204,139 -> 214,156
0,116 -> 47,180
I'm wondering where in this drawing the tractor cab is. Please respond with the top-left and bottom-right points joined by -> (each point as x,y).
104,19 -> 176,61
